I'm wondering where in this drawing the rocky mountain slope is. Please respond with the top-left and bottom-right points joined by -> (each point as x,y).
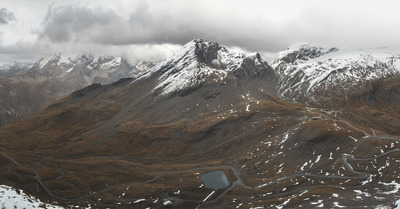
0,55 -> 153,126
0,40 -> 399,208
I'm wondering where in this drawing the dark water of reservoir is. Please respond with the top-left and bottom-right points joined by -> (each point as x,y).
201,170 -> 229,189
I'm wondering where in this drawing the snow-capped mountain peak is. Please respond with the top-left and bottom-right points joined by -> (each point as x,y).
0,62 -> 33,77
272,43 -> 339,66
140,39 -> 272,96
273,44 -> 400,104
37,54 -> 72,68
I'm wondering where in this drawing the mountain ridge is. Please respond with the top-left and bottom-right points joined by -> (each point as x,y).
135,39 -> 275,97
272,43 -> 400,106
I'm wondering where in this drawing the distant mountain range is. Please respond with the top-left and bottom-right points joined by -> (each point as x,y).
0,62 -> 32,77
0,55 -> 155,126
0,40 -> 400,208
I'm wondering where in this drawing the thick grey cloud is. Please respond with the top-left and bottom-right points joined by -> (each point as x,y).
0,8 -> 16,24
37,1 -> 400,55
37,2 -> 284,52
40,5 -> 120,42
4,0 -> 400,64
38,2 -> 200,46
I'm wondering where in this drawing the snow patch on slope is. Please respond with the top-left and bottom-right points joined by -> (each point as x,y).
0,185 -> 63,209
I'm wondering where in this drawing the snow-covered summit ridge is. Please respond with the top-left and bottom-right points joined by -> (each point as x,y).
0,62 -> 32,71
0,62 -> 33,77
35,54 -> 127,71
141,39 -> 270,95
272,44 -> 400,102
37,54 -> 70,68
272,43 -> 338,65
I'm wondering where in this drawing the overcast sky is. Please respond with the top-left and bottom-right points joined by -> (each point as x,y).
1,0 -> 400,64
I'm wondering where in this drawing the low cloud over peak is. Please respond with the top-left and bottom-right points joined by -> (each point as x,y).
0,8 -> 16,24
